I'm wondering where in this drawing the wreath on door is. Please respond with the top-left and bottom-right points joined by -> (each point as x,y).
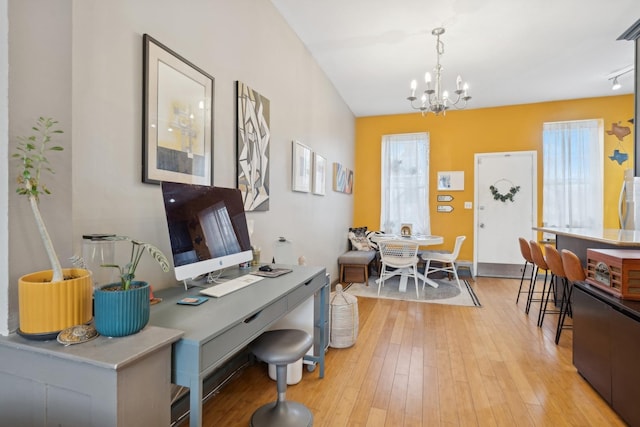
489,179 -> 520,203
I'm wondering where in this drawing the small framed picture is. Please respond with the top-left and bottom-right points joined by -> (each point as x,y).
312,153 -> 326,196
437,171 -> 464,191
292,141 -> 312,192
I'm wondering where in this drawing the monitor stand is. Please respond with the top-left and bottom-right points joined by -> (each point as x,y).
182,275 -> 211,291
182,267 -> 249,290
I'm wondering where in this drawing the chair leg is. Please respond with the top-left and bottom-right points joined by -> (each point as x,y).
535,270 -> 549,325
525,266 -> 538,314
422,260 -> 431,290
538,274 -> 556,327
451,262 -> 462,290
377,266 -> 386,295
413,266 -> 419,298
555,280 -> 573,344
516,261 -> 530,304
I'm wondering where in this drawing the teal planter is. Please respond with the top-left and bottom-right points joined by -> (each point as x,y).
93,281 -> 150,337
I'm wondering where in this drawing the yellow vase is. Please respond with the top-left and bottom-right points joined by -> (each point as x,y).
18,268 -> 93,335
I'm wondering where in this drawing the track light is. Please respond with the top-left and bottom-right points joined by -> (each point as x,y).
608,65 -> 634,91
612,76 -> 622,91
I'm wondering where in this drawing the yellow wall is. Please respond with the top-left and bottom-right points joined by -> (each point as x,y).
354,95 -> 635,261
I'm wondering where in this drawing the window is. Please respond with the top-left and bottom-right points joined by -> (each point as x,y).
542,119 -> 603,229
381,133 -> 430,235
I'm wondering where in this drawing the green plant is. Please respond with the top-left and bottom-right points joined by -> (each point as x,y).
101,236 -> 170,290
13,117 -> 65,282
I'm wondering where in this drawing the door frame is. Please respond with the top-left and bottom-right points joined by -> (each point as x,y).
473,150 -> 538,277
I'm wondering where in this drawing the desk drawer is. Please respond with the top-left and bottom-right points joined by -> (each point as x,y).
200,297 -> 287,372
288,273 -> 325,308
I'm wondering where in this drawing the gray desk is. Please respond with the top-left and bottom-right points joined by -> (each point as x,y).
0,326 -> 183,426
149,264 -> 327,427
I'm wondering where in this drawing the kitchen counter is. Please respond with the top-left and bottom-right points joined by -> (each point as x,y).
533,227 -> 640,264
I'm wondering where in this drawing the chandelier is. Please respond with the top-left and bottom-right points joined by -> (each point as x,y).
407,27 -> 471,116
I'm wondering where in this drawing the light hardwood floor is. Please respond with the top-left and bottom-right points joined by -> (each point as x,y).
200,277 -> 626,426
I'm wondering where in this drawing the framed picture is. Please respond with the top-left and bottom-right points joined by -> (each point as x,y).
142,34 -> 214,185
292,141 -> 312,192
437,171 -> 464,191
332,162 -> 353,194
237,81 -> 270,211
312,153 -> 326,196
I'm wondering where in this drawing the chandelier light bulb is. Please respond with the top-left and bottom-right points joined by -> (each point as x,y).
425,72 -> 432,83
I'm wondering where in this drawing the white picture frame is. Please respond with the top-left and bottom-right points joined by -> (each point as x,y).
292,141 -> 312,192
312,153 -> 326,196
437,170 -> 464,191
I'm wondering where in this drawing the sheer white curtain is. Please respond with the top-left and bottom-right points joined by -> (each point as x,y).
381,132 -> 430,235
542,119 -> 603,229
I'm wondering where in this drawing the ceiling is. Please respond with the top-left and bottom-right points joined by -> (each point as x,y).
270,0 -> 639,117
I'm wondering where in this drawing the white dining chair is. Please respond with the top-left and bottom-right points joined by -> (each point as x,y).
377,239 -> 420,298
421,236 -> 466,290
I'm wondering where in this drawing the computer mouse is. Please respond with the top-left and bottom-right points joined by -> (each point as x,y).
259,265 -> 273,272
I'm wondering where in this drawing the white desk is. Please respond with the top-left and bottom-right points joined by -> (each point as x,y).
149,264 -> 327,427
372,235 -> 444,291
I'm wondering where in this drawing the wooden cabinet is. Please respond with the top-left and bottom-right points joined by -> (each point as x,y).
573,283 -> 640,426
573,287 -> 612,402
610,308 -> 640,427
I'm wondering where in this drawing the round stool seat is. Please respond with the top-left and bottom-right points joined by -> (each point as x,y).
250,329 -> 313,365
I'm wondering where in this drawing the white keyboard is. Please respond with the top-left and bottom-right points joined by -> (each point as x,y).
200,274 -> 264,298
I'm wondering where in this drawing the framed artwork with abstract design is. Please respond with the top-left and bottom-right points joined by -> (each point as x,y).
333,162 -> 353,194
142,34 -> 214,185
236,81 -> 270,211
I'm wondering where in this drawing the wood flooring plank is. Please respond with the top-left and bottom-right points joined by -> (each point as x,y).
366,407 -> 387,427
385,372 -> 408,426
404,346 -> 424,426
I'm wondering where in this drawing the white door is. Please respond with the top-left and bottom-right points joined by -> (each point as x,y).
474,151 -> 537,277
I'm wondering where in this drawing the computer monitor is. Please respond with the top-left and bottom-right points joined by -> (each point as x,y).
160,182 -> 253,282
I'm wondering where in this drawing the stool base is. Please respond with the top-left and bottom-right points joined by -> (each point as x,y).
250,400 -> 313,427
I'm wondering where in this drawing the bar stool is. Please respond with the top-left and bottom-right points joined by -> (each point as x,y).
528,241 -> 551,324
249,329 -> 314,427
538,244 -> 564,328
557,250 -> 585,344
516,238 -> 535,304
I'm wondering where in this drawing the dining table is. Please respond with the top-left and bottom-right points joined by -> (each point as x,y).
371,234 -> 444,291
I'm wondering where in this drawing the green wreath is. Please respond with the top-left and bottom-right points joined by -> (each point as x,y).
489,184 -> 520,202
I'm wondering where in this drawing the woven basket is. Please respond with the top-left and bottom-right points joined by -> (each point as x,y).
329,284 -> 359,348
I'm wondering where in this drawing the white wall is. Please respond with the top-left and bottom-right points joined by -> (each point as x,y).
6,0 -> 73,334
1,0 -> 9,335
3,0 -> 354,332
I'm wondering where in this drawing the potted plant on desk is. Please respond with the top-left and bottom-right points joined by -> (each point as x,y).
14,117 -> 93,338
93,236 -> 170,337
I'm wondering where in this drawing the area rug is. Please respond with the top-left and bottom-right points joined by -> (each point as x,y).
344,276 -> 481,307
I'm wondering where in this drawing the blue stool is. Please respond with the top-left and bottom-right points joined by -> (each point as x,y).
249,329 -> 313,427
